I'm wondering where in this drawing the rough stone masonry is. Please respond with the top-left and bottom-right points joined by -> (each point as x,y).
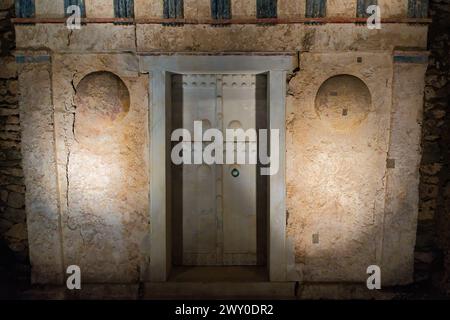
0,0 -> 29,298
416,0 -> 450,295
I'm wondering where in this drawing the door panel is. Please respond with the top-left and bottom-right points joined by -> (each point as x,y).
182,163 -> 217,265
222,75 -> 257,265
180,75 -> 219,265
223,161 -> 257,265
223,74 -> 257,140
181,74 -> 217,137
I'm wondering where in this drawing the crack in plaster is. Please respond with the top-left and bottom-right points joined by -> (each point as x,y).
67,30 -> 74,47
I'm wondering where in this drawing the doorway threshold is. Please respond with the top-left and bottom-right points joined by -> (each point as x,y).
143,280 -> 295,300
169,266 -> 269,282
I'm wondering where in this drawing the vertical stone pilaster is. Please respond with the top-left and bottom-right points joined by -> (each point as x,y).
16,52 -> 64,284
381,51 -> 429,285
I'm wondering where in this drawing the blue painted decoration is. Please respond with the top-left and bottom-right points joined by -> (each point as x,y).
394,55 -> 428,64
256,0 -> 277,19
164,0 -> 184,19
357,0 -> 378,18
305,0 -> 326,18
15,0 -> 35,18
211,0 -> 231,20
64,0 -> 86,18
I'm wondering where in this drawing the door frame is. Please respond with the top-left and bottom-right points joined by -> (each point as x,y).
140,55 -> 297,282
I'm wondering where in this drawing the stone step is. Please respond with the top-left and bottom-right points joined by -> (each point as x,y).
143,282 -> 296,300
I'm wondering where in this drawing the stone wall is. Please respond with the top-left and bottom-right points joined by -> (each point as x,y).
13,1 -> 429,288
5,0 -> 448,296
0,0 -> 30,297
416,0 -> 450,294
51,54 -> 150,284
286,52 -> 393,283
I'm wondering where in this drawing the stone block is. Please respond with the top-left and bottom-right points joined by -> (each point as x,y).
5,222 -> 27,241
0,56 -> 17,79
327,0 -> 357,18
85,0 -> 114,18
278,0 -> 306,18
35,0 -> 65,18
2,207 -> 26,224
134,0 -> 163,19
7,191 -> 25,208
379,0 -> 408,18
231,0 -> 256,18
185,0 -> 210,19
0,0 -> 14,10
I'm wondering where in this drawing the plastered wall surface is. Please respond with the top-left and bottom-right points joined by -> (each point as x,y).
278,0 -> 306,18
134,0 -> 163,19
286,52 -> 392,283
18,58 -> 64,284
31,0 -> 411,19
231,0 -> 257,18
35,0 -> 65,18
327,0 -> 357,17
185,0 -> 211,19
14,23 -> 428,53
51,54 -> 150,282
381,61 -> 427,284
85,0 -> 115,18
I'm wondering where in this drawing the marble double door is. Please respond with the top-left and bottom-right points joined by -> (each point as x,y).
171,73 -> 268,266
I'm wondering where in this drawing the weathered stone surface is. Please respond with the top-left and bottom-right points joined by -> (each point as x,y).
286,52 -> 392,283
5,222 -> 27,241
382,60 -> 428,285
327,0 -> 357,17
231,0 -> 256,18
7,191 -> 24,208
185,0 -> 210,19
0,56 -> 17,79
0,1 -> 29,291
421,163 -> 442,176
0,173 -> 23,185
51,53 -> 149,283
2,207 -> 26,224
314,75 -> 371,131
0,131 -> 20,140
418,0 -> 450,294
379,0 -> 408,18
2,149 -> 21,160
35,0 -> 65,18
0,108 -> 19,116
2,124 -> 20,132
18,60 -> 63,284
419,199 -> 436,221
278,0 -> 305,18
85,0 -> 114,18
0,218 -> 13,233
0,189 -> 7,202
5,115 -> 19,124
0,0 -> 13,10
15,24 -> 136,53
134,0 -> 163,19
136,24 -> 427,53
